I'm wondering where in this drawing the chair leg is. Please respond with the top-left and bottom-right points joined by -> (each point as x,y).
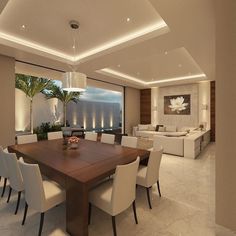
6,186 -> 12,203
157,181 -> 161,197
14,191 -> 21,215
132,201 -> 138,224
111,216 -> 117,236
22,202 -> 28,225
38,213 -> 45,236
146,187 -> 152,209
88,203 -> 91,225
1,178 -> 7,197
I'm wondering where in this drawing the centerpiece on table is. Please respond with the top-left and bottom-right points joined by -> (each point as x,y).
68,136 -> 80,149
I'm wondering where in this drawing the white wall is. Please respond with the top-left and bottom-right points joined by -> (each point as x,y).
125,87 -> 140,135
151,82 -> 211,129
67,100 -> 120,130
15,89 -> 62,131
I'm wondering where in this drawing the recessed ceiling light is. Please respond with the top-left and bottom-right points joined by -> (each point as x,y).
126,18 -> 131,22
72,45 -> 75,49
178,64 -> 182,67
20,25 -> 26,30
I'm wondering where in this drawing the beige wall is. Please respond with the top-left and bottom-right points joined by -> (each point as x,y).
151,83 -> 211,129
216,0 -> 236,231
0,55 -> 15,147
125,87 -> 140,135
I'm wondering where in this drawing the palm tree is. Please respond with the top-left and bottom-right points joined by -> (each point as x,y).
15,74 -> 52,133
43,83 -> 80,127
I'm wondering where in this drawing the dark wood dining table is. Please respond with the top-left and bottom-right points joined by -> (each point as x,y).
8,139 -> 149,236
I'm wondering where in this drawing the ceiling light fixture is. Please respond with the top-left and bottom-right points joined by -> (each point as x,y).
62,20 -> 87,92
126,18 -> 131,22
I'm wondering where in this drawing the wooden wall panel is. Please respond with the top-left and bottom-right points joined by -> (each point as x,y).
140,89 -> 151,124
210,81 -> 215,141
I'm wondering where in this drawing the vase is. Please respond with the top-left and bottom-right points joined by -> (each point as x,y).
70,143 -> 79,149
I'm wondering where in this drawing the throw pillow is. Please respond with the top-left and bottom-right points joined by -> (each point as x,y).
155,124 -> 164,131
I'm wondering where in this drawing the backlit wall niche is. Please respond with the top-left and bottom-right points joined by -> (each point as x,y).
67,100 -> 120,130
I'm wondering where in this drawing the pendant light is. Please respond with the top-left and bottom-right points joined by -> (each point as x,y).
62,20 -> 87,92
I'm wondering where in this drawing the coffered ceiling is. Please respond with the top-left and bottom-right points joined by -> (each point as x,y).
0,0 -> 215,88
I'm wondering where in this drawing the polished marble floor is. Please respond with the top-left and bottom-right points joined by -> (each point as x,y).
0,143 -> 235,236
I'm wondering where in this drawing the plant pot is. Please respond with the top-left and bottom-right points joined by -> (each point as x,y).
69,143 -> 79,149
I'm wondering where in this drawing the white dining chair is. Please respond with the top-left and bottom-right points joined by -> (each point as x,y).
85,132 -> 98,141
101,133 -> 115,145
121,136 -> 138,148
89,157 -> 140,236
0,146 -> 9,198
4,153 -> 24,214
150,135 -> 163,151
47,131 -> 63,140
19,159 -> 66,236
136,148 -> 163,209
17,134 -> 38,145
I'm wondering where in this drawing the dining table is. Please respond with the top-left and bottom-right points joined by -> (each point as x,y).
8,138 -> 149,236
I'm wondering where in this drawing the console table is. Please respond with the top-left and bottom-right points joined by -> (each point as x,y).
184,129 -> 211,158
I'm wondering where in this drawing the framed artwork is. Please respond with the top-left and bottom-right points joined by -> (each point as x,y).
164,94 -> 191,115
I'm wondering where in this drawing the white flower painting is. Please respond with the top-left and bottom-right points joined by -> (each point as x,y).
164,95 -> 191,115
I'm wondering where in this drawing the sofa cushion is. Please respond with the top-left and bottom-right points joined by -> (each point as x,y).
179,126 -> 197,132
147,125 -> 155,131
164,132 -> 187,137
138,124 -> 150,131
159,127 -> 166,132
165,125 -> 177,132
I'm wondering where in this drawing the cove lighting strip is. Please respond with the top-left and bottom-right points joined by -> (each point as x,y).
0,31 -> 73,61
98,68 -> 207,86
0,21 -> 168,63
74,21 -> 168,61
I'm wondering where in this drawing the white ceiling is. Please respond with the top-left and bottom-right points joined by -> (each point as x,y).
0,0 -> 215,88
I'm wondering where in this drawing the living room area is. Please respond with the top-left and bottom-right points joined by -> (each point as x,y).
132,81 -> 215,158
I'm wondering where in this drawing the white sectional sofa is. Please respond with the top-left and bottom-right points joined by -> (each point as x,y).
153,135 -> 185,156
133,124 -> 193,138
133,124 -> 210,158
